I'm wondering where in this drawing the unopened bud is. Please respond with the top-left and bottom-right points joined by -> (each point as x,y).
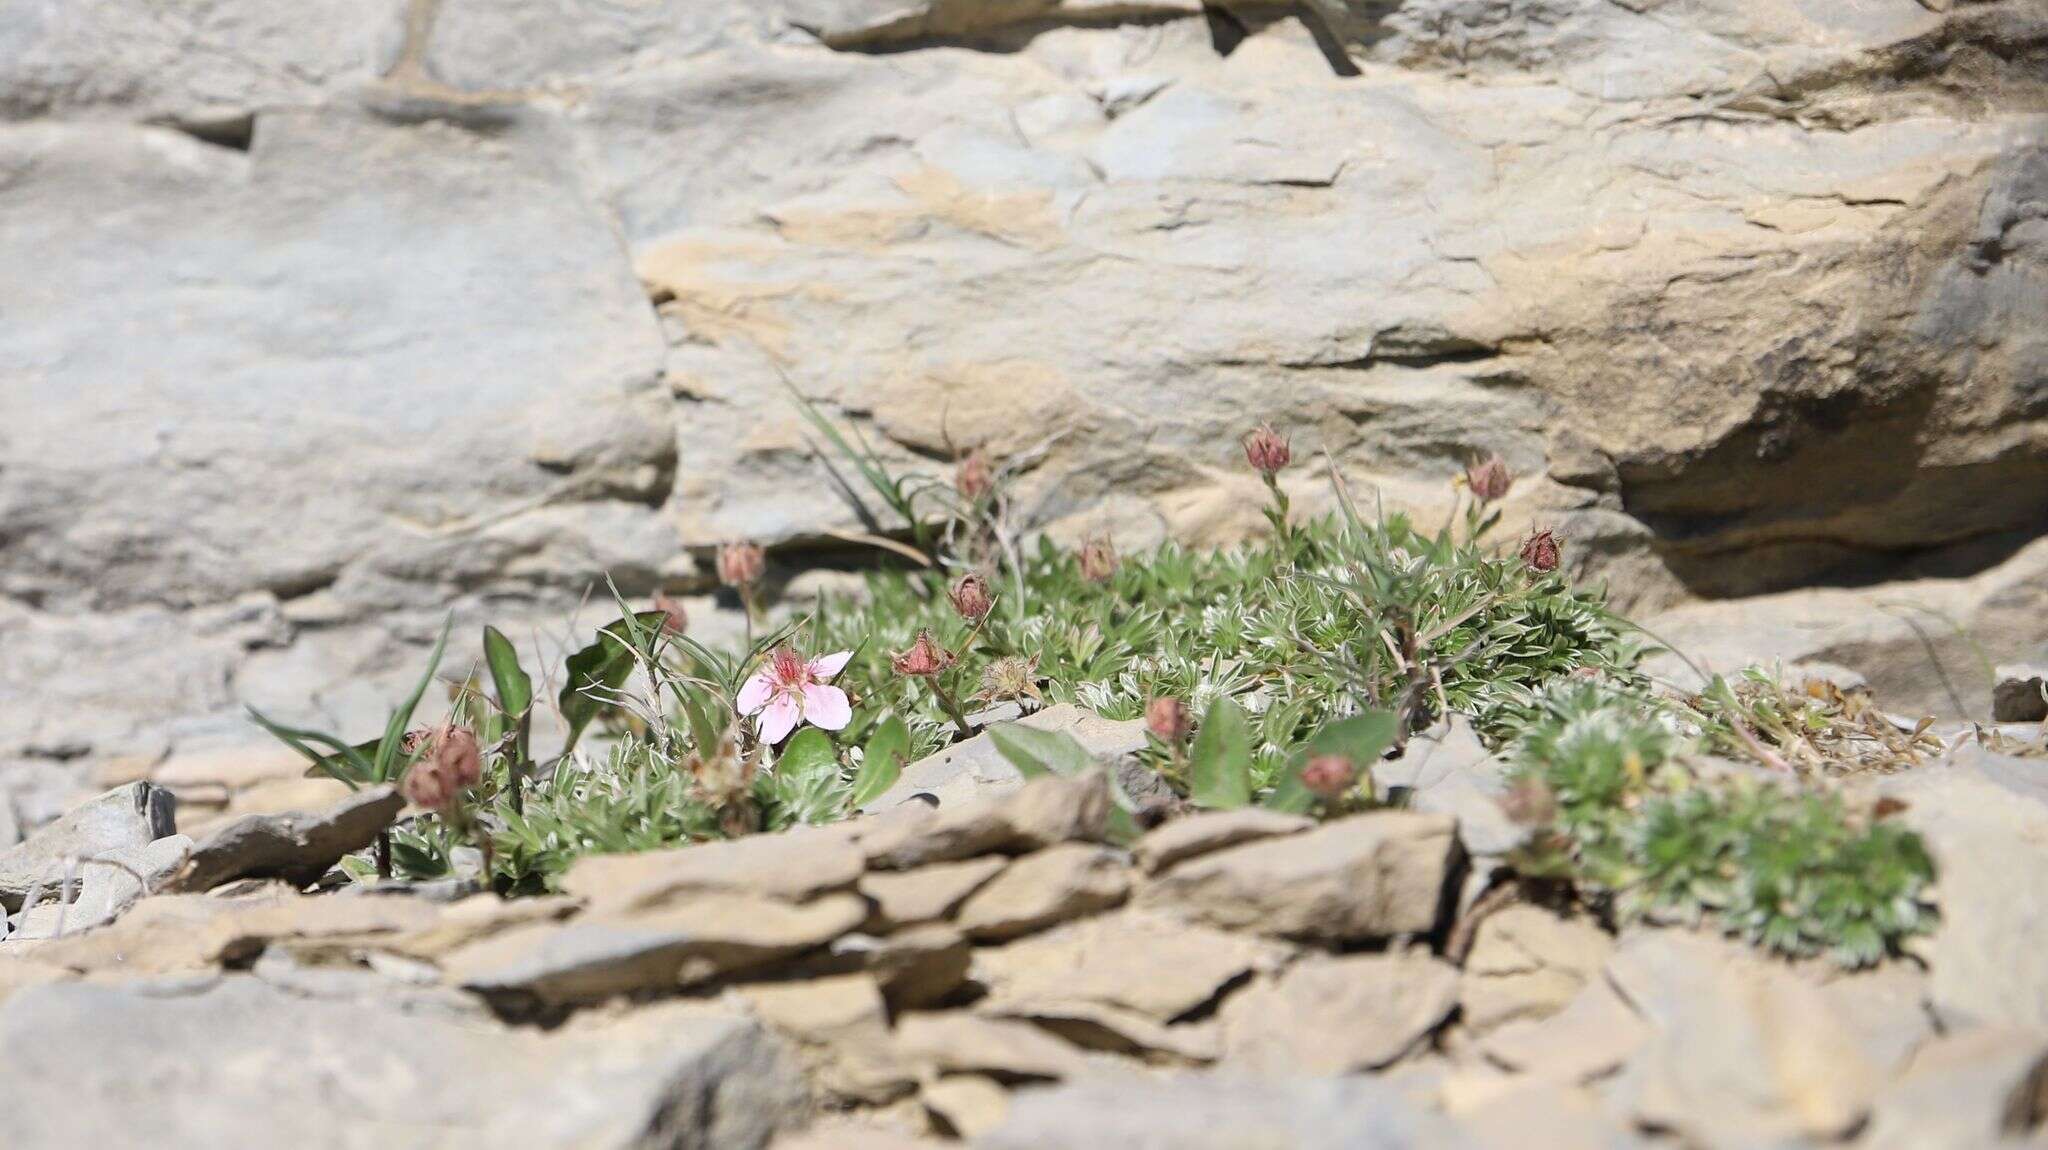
949,573 -> 993,622
1465,454 -> 1512,504
1242,424 -> 1292,476
1519,529 -> 1561,574
429,724 -> 483,789
1301,754 -> 1356,800
1146,697 -> 1190,744
716,541 -> 767,588
890,630 -> 957,678
1078,535 -> 1119,584
955,451 -> 994,502
402,761 -> 456,811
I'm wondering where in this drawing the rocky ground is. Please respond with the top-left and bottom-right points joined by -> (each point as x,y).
3,691 -> 2047,1148
3,0 -> 2046,829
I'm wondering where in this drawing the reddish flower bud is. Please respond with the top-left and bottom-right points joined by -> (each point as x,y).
1078,534 -> 1119,584
1465,454 -> 1512,504
429,724 -> 483,789
1242,424 -> 1292,476
1501,775 -> 1559,827
955,451 -> 995,502
890,630 -> 957,678
1146,697 -> 1190,744
1301,754 -> 1356,800
949,573 -> 993,622
653,590 -> 689,636
402,761 -> 455,811
716,541 -> 766,589
1519,528 -> 1561,574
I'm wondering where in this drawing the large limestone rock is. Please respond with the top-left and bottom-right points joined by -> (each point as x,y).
0,782 -> 177,910
0,976 -> 806,1149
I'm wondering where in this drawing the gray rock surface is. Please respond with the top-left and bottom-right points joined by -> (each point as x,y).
981,1072 -> 1476,1149
0,782 -> 177,910
171,784 -> 403,892
0,976 -> 806,1150
7,833 -> 192,940
866,704 -> 1148,812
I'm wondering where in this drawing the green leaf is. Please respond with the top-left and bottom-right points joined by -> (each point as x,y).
370,617 -> 454,784
852,715 -> 912,807
247,708 -> 376,789
1188,696 -> 1254,810
559,611 -> 667,753
776,727 -> 840,787
1267,710 -> 1399,813
989,724 -> 1097,779
482,625 -> 533,722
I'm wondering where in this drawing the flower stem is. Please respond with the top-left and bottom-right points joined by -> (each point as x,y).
931,678 -> 976,740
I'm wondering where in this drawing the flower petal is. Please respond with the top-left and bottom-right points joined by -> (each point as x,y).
735,669 -> 775,715
757,695 -> 801,745
801,684 -> 853,731
807,650 -> 854,681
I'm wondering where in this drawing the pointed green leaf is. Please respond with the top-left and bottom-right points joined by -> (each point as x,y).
248,707 -> 375,788
989,724 -> 1097,780
1267,710 -> 1399,813
1189,696 -> 1253,810
371,617 -> 454,783
852,715 -> 912,807
482,625 -> 533,720
559,611 -> 667,752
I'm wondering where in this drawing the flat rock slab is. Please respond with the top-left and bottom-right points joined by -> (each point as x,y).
1459,904 -> 1613,1033
972,909 -> 1287,1022
1137,810 -> 1460,942
981,1072 -> 1475,1150
1131,808 -> 1313,875
7,834 -> 191,940
170,784 -> 402,892
0,976 -> 805,1150
15,889 -> 443,975
864,704 -> 1147,812
564,827 -> 868,912
444,891 -> 868,1005
954,843 -> 1129,942
858,855 -> 1008,931
0,782 -> 177,910
855,772 -> 1111,870
1221,952 -> 1459,1074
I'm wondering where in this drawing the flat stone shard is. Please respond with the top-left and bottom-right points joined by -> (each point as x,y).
972,910 -> 1285,1022
1604,931 -> 1880,1147
1479,974 -> 1651,1082
169,784 -> 403,893
866,704 -> 1147,811
7,834 -> 192,939
0,782 -> 178,910
953,843 -> 1130,942
1221,952 -> 1460,1074
855,772 -> 1111,870
1373,717 -> 1524,859
981,1073 -> 1473,1150
1860,1028 -> 2048,1150
857,855 -> 1008,931
1131,808 -> 1314,875
920,1073 -> 1012,1140
0,977 -> 806,1150
444,891 -> 868,1005
564,827 -> 868,911
737,973 -> 915,1103
16,889 -> 442,975
1458,904 -> 1613,1033
893,1011 -> 1089,1082
1138,811 -> 1460,942
1992,663 -> 2048,721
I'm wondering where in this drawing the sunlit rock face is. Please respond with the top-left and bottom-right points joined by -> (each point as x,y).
2,0 -> 2043,800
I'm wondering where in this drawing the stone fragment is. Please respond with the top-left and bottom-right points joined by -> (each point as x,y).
1479,975 -> 1650,1082
1458,904 -> 1613,1033
1138,811 -> 1459,942
169,784 -> 402,892
1131,808 -> 1313,875
920,1074 -> 1011,1140
1992,663 -> 2048,721
16,889 -> 441,975
0,977 -> 805,1149
1867,744 -> 2048,1027
1815,962 -> 1935,1074
855,772 -> 1111,870
1373,717 -> 1525,859
8,834 -> 192,939
866,703 -> 1147,811
0,783 -> 177,910
564,827 -> 867,911
971,909 -> 1285,1021
444,892 -> 867,1006
893,1012 -> 1088,1082
980,998 -> 1222,1062
379,892 -> 583,960
1604,931 -> 1880,1147
1456,1077 -> 1653,1150
738,973 -> 915,1103
857,855 -> 1007,930
1859,1028 -> 2048,1150
1220,952 -> 1459,1074
981,1073 -> 1473,1149
954,843 -> 1129,942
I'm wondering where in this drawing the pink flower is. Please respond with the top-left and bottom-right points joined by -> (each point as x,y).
737,646 -> 854,744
